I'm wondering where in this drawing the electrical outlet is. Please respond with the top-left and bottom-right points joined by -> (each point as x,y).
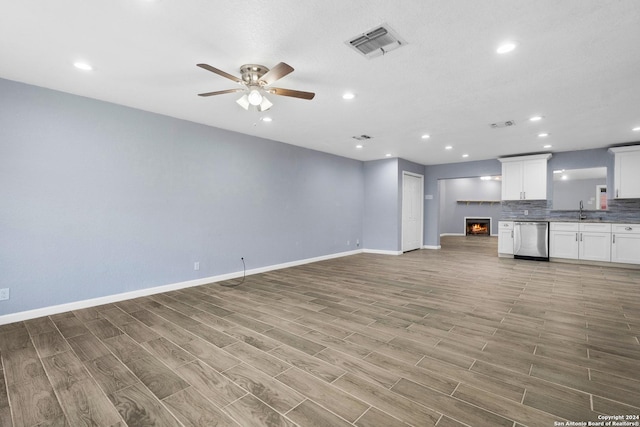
524,210 -> 529,216
194,262 -> 200,271
356,239 -> 360,247
0,288 -> 9,301
347,240 -> 350,246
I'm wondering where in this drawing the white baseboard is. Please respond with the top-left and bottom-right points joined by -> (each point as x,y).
423,245 -> 441,250
362,249 -> 402,256
0,249 -> 363,325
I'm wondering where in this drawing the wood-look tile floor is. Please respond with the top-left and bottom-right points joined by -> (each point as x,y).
1,236 -> 640,426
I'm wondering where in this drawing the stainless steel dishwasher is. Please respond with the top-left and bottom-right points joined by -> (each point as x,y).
514,222 -> 549,260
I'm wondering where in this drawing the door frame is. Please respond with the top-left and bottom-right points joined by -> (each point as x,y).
401,171 -> 424,252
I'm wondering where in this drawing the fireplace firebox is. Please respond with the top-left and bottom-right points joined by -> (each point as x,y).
465,218 -> 491,236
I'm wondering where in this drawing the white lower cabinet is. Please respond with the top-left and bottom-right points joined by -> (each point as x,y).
550,222 -> 611,262
549,223 -> 579,259
611,224 -> 640,265
579,232 -> 611,262
498,221 -> 514,255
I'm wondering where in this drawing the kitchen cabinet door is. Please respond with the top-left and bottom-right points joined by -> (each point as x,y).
549,231 -> 579,259
579,232 -> 611,262
498,221 -> 514,255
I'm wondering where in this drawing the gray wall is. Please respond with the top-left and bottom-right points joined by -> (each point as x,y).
0,78 -> 364,316
363,158 -> 398,251
361,158 -> 425,252
424,159 -> 501,247
3,78 -> 637,318
439,178 -> 502,235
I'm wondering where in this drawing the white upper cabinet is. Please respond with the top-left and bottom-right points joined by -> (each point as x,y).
609,146 -> 640,199
499,154 -> 552,200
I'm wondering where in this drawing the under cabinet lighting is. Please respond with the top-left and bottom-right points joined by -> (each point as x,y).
445,145 -> 453,150
385,153 -> 392,157
356,144 -> 363,149
342,92 -> 356,100
462,154 -> 469,158
633,126 -> 640,132
529,116 -> 543,122
421,134 -> 430,140
543,144 -> 552,148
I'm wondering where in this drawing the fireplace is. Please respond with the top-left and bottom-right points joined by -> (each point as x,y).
465,217 -> 491,236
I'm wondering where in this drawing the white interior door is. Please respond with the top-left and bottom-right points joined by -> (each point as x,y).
402,172 -> 424,252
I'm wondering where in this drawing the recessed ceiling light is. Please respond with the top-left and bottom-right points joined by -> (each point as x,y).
633,126 -> 640,132
462,154 -> 469,158
355,144 -> 363,149
529,116 -> 543,122
538,133 -> 549,137
342,92 -> 356,100
496,42 -> 517,54
260,117 -> 272,122
421,134 -> 430,140
73,62 -> 93,71
562,175 -> 568,180
445,145 -> 453,150
480,176 -> 491,181
385,153 -> 392,157
543,144 -> 552,148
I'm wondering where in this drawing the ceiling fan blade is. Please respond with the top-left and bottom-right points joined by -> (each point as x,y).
198,88 -> 244,97
197,63 -> 242,83
268,87 -> 315,100
259,62 -> 294,86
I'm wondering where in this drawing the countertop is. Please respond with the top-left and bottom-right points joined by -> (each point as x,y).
501,218 -> 639,223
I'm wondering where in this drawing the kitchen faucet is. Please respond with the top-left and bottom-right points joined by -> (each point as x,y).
579,200 -> 587,220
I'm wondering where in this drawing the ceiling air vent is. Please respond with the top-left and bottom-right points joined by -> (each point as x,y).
352,135 -> 372,141
346,23 -> 406,59
490,120 -> 516,128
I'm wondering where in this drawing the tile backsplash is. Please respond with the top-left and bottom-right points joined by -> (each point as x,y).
500,199 -> 640,222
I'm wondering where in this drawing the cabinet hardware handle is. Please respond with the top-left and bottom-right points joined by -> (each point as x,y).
511,230 -> 513,238
575,233 -> 578,242
613,234 -> 616,244
523,191 -> 526,199
616,189 -> 619,198
580,233 -> 583,242
625,227 -> 632,231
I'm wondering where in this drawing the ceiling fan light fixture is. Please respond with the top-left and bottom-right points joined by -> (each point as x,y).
248,89 -> 263,106
198,62 -> 315,111
258,97 -> 273,112
236,94 -> 250,110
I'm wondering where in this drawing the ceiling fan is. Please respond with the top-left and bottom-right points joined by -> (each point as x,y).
197,62 -> 315,112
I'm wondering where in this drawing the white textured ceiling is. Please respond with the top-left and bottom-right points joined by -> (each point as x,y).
1,0 -> 639,165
